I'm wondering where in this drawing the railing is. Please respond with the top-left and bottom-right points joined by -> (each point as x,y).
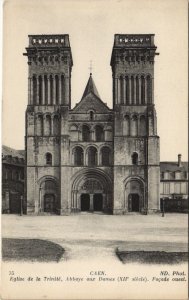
114,34 -> 155,47
28,35 -> 70,47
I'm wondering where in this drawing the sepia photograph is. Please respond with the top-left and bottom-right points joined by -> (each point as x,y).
1,0 -> 188,299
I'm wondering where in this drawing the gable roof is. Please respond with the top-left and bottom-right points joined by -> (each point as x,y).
81,73 -> 100,99
72,74 -> 111,113
160,162 -> 188,172
2,145 -> 25,159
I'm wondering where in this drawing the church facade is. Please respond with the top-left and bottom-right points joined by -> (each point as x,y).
24,34 -> 160,215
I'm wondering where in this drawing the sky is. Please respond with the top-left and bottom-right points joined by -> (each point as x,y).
2,0 -> 188,161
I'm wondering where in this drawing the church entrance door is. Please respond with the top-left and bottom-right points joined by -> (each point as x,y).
131,194 -> 140,212
93,194 -> 103,211
81,194 -> 90,211
44,194 -> 55,213
10,193 -> 21,214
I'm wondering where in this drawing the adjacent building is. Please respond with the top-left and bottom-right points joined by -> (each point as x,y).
2,146 -> 25,213
160,154 -> 188,212
23,34 -> 160,215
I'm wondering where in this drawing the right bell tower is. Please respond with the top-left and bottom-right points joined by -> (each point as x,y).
111,34 -> 160,214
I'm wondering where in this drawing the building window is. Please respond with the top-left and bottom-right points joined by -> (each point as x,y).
46,153 -> 52,165
88,146 -> 97,166
95,125 -> 104,142
82,125 -> 90,142
89,111 -> 94,120
101,147 -> 111,166
163,183 -> 170,194
74,147 -> 84,166
175,183 -> 181,194
164,172 -> 169,180
132,152 -> 138,165
175,171 -> 181,180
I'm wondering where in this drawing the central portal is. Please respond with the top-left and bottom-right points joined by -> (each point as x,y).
72,172 -> 113,213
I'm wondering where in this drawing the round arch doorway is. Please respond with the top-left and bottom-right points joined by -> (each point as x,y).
71,170 -> 113,214
125,178 -> 145,213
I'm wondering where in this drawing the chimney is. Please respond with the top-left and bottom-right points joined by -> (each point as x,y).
178,154 -> 182,167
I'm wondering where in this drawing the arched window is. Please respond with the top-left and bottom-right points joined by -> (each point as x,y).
46,153 -> 52,165
101,147 -> 111,166
74,147 -> 84,166
131,115 -> 138,136
82,125 -> 90,142
95,125 -> 104,141
123,115 -> 130,136
88,147 -> 97,166
141,76 -> 145,104
44,115 -> 51,136
140,115 -> 146,136
89,111 -> 94,120
132,152 -> 138,165
53,115 -> 59,136
36,115 -> 43,136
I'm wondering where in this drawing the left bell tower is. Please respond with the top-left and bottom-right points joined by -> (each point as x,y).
24,35 -> 73,214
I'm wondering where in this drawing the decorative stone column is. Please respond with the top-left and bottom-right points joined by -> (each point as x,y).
133,76 -> 136,105
59,75 -> 62,105
102,194 -> 106,210
42,75 -> 45,105
89,194 -> 93,211
64,76 -> 69,105
28,77 -> 31,105
39,187 -> 42,213
114,77 -> 118,105
53,75 -> 56,105
77,193 -> 80,211
117,77 -> 120,104
123,76 -> 126,104
36,76 -> 39,104
145,77 -> 148,104
151,77 -> 154,104
47,76 -> 50,105
51,116 -> 54,135
91,129 -> 95,141
129,76 -> 132,105
138,77 -> 141,105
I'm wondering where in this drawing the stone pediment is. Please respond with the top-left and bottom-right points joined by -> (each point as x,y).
72,92 -> 110,113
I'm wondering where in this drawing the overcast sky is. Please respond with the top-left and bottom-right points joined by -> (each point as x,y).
2,0 -> 188,161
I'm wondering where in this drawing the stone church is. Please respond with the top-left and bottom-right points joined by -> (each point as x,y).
24,34 -> 160,215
